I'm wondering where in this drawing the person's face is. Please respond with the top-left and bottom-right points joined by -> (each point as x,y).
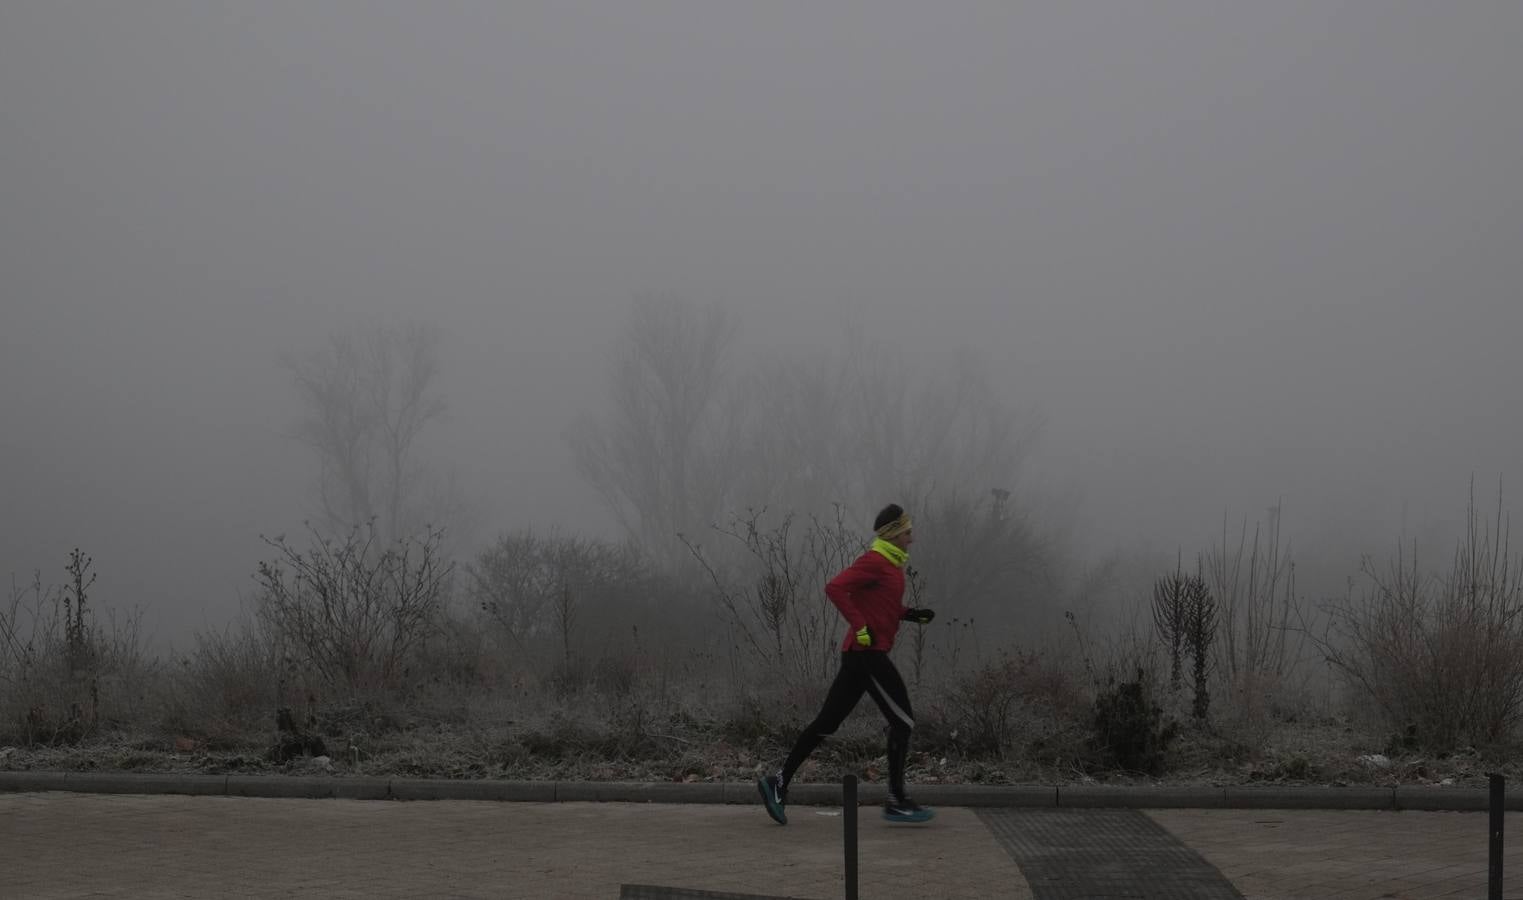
890,527 -> 914,551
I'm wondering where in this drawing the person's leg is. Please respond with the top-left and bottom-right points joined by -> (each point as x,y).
863,653 -> 932,821
861,653 -> 915,801
759,653 -> 869,825
780,653 -> 869,788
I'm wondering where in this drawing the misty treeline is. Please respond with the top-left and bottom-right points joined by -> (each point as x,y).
4,299 -> 1521,780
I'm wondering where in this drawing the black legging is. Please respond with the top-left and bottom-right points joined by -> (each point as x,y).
780,651 -> 914,801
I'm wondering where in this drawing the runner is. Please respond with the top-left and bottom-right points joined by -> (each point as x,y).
757,503 -> 936,825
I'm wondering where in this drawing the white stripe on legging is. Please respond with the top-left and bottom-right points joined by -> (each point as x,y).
869,675 -> 914,729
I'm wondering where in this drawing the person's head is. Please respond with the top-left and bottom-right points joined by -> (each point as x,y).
873,503 -> 914,550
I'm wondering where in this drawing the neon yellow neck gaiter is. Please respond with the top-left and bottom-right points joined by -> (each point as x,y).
871,537 -> 908,568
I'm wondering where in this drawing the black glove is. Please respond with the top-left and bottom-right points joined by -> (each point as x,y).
901,607 -> 935,625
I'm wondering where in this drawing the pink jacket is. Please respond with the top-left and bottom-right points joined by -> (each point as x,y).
824,547 -> 908,652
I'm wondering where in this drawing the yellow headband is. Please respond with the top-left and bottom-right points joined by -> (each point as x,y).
875,513 -> 912,541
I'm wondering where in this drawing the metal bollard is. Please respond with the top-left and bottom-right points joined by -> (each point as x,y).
844,774 -> 858,900
1490,773 -> 1504,900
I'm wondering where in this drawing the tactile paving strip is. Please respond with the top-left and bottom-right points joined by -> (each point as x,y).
976,809 -> 1245,899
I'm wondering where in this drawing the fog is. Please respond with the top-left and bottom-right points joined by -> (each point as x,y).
3,2 -> 1520,647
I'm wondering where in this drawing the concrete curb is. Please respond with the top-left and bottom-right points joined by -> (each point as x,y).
1058,785 -> 1225,809
0,771 -> 1517,811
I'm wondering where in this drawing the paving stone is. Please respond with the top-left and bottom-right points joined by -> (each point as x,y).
1150,808 -> 1523,900
3,790 -> 1518,898
0,795 -> 1028,899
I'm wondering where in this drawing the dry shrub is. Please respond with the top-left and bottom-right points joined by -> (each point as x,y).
160,624 -> 280,748
1,562 -> 156,746
1319,486 -> 1523,752
928,650 -> 1088,763
1208,669 -> 1286,753
255,523 -> 451,693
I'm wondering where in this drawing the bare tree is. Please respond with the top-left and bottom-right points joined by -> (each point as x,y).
684,507 -> 860,685
721,334 -> 1042,536
905,564 -> 932,687
568,303 -> 1045,596
468,532 -> 561,649
841,345 -> 1038,515
1185,574 -> 1218,721
1204,504 -> 1304,695
909,486 -> 1052,633
723,350 -> 857,518
567,294 -> 737,568
286,322 -> 451,544
62,548 -> 96,676
1152,562 -> 1190,694
466,530 -> 645,682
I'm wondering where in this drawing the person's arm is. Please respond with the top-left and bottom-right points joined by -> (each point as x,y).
901,607 -> 935,624
824,553 -> 879,636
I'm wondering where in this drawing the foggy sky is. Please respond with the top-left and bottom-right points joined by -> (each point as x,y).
3,1 -> 1520,644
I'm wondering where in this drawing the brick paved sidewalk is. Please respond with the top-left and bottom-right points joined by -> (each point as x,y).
1153,808 -> 1523,900
0,793 -> 1028,899
2,793 -> 1517,898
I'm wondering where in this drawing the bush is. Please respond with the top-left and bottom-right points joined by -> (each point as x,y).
255,523 -> 452,692
932,650 -> 1088,763
1318,486 -> 1523,752
159,624 -> 279,748
1089,668 -> 1178,774
1,557 -> 156,746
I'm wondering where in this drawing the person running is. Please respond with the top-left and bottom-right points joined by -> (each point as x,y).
757,503 -> 936,825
